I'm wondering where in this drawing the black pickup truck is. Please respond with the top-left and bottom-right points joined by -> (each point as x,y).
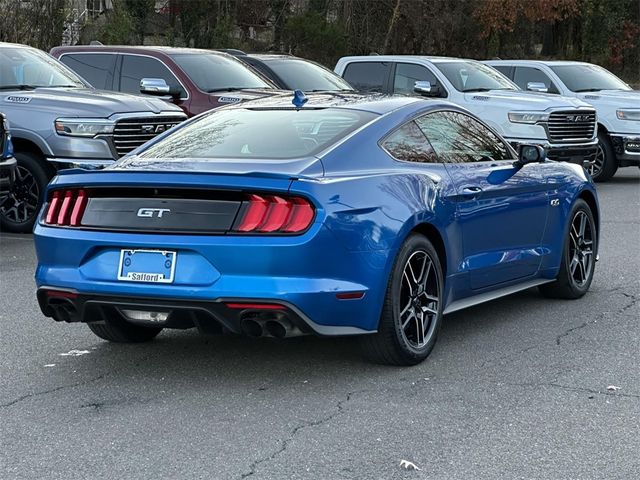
0,113 -> 16,198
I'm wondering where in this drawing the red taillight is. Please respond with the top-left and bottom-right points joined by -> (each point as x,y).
44,189 -> 88,227
235,194 -> 314,234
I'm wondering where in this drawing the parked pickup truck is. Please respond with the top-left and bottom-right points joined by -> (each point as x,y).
50,46 -> 282,117
0,42 -> 187,232
335,56 -> 598,172
0,112 -> 16,196
485,60 -> 640,181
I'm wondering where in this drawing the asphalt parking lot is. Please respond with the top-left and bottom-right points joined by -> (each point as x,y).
1,169 -> 638,480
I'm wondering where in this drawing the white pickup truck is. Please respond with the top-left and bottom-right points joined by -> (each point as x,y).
485,60 -> 640,181
335,56 -> 599,175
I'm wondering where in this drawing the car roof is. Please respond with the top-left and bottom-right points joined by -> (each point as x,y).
338,55 -> 480,64
50,45 -> 232,57
485,59 -> 593,67
223,92 -> 426,115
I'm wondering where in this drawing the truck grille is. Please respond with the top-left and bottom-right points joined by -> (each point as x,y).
546,110 -> 596,143
113,116 -> 185,156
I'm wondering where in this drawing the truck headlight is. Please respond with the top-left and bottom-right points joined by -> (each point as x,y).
54,118 -> 115,137
508,111 -> 550,124
616,109 -> 640,121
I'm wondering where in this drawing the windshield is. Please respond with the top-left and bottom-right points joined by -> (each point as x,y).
550,64 -> 631,92
170,53 -> 272,92
262,58 -> 354,92
0,46 -> 85,89
435,61 -> 517,92
135,108 -> 377,160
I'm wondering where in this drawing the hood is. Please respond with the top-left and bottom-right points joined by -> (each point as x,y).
111,155 -> 324,179
464,89 -> 591,111
208,88 -> 288,107
578,89 -> 640,106
1,87 -> 184,118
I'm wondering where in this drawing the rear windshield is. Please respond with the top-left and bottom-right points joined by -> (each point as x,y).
263,58 -> 354,92
170,53 -> 272,92
135,108 -> 377,160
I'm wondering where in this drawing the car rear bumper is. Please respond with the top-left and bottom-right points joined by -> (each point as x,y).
0,155 -> 16,193
33,223 -> 392,334
610,134 -> 640,166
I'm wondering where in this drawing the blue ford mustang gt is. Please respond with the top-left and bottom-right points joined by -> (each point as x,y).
34,93 -> 599,365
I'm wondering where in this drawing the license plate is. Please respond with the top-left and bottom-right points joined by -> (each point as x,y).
117,249 -> 176,283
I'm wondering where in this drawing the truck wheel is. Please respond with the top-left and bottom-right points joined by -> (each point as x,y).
539,199 -> 596,299
0,152 -> 51,233
88,314 -> 162,343
589,133 -> 617,182
359,234 -> 444,365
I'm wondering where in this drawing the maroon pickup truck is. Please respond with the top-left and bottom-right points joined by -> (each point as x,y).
50,46 -> 284,117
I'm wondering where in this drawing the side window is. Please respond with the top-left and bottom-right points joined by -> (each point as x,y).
415,111 -> 511,163
59,53 -> 116,89
381,121 -> 438,163
342,62 -> 390,93
119,55 -> 185,97
393,63 -> 439,95
513,67 -> 558,93
492,65 -> 512,78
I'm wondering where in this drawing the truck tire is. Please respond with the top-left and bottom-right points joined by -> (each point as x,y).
590,132 -> 617,182
0,151 -> 51,233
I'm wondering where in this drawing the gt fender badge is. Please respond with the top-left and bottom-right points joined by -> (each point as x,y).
137,208 -> 170,218
550,199 -> 560,207
4,95 -> 32,103
218,96 -> 241,104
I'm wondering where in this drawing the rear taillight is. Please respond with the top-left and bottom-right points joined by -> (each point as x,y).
234,194 -> 315,234
43,189 -> 88,227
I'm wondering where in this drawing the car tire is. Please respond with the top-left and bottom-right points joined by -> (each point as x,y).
590,133 -> 617,182
539,199 -> 596,300
359,234 -> 444,366
0,151 -> 51,233
88,315 -> 163,343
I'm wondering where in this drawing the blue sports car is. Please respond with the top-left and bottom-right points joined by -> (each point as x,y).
34,93 -> 599,365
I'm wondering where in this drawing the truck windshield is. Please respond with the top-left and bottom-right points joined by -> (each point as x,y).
436,61 -> 517,92
0,47 -> 85,89
134,107 -> 377,160
550,64 -> 631,92
170,53 -> 273,92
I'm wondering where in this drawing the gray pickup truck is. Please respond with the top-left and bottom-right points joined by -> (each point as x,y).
0,43 -> 187,232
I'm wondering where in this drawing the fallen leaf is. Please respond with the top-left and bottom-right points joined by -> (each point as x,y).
44,364 -> 56,368
400,459 -> 421,471
606,385 -> 621,391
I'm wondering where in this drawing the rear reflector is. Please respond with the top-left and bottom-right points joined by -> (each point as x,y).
45,290 -> 78,299
336,292 -> 366,300
235,194 -> 314,234
225,303 -> 286,310
44,189 -> 89,227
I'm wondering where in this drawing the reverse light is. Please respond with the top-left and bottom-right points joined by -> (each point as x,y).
234,194 -> 315,234
508,111 -> 550,124
43,189 -> 88,226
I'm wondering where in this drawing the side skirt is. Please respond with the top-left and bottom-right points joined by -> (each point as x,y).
443,278 -> 554,315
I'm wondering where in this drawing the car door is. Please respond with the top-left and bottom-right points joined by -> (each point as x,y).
117,54 -> 190,111
415,110 -> 550,290
391,62 -> 447,97
341,61 -> 391,93
513,66 -> 560,94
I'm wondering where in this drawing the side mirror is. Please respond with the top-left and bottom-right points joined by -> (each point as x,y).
514,144 -> 546,168
414,81 -> 440,97
140,78 -> 180,98
526,82 -> 548,93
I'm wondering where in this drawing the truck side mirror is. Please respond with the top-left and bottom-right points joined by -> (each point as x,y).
414,81 -> 441,97
514,144 -> 546,168
140,78 -> 180,98
526,82 -> 548,93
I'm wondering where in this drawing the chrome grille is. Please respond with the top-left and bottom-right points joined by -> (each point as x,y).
113,116 -> 185,156
546,110 -> 596,143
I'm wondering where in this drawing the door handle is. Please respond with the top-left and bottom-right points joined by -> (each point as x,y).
461,186 -> 483,197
